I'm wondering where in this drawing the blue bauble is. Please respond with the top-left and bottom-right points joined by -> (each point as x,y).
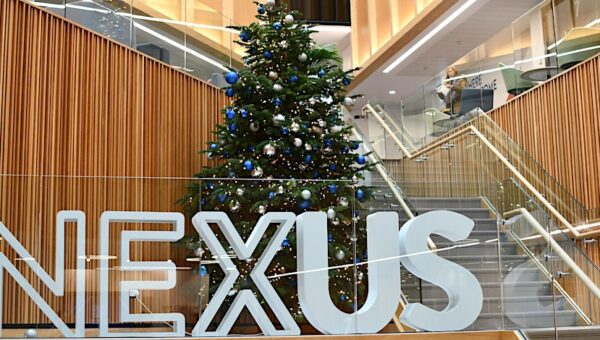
357,188 -> 365,201
225,71 -> 239,84
228,123 -> 237,133
200,265 -> 208,277
312,171 -> 320,179
281,127 -> 289,135
340,294 -> 347,302
299,200 -> 311,209
329,164 -> 337,171
312,145 -> 318,151
325,139 -> 333,147
201,198 -> 207,206
328,234 -> 333,242
302,123 -> 309,129
357,155 -> 366,165
218,193 -> 228,203
281,238 -> 290,247
328,184 -> 338,194
273,22 -> 282,30
247,145 -> 256,153
228,170 -> 236,178
342,146 -> 350,154
225,108 -> 236,119
304,154 -> 312,163
352,142 -> 360,150
206,182 -> 215,190
273,97 -> 282,107
268,192 -> 276,199
240,109 -> 249,118
239,30 -> 251,42
343,78 -> 351,86
283,147 -> 291,156
257,4 -> 265,14
225,88 -> 235,97
243,160 -> 254,171
210,143 -> 218,149
264,51 -> 273,60
223,151 -> 230,158
248,47 -> 257,55
318,69 -> 326,77
289,75 -> 299,83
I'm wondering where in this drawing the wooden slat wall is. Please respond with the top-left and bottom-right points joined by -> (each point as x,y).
0,0 -> 225,325
488,54 -> 600,211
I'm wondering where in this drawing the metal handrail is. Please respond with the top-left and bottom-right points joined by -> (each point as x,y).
364,103 -> 583,237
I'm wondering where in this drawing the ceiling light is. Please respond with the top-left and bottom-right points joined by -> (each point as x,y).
388,90 -> 396,95
383,0 -> 478,74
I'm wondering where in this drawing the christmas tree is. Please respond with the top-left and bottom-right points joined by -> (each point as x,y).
182,0 -> 373,326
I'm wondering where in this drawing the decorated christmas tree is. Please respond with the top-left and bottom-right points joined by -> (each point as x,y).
182,0 -> 373,324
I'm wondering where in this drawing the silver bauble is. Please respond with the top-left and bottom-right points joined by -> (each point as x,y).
277,185 -> 284,194
308,97 -> 316,105
331,125 -> 343,133
299,164 -> 307,170
304,143 -> 313,151
263,144 -> 276,156
265,0 -> 276,6
338,197 -> 349,207
272,114 -> 285,125
327,208 -> 336,220
250,122 -> 260,132
252,167 -> 264,177
284,14 -> 294,24
273,84 -> 283,92
194,248 -> 203,257
258,205 -> 266,214
335,249 -> 345,260
343,97 -> 355,106
294,138 -> 303,147
352,175 -> 358,182
318,119 -> 326,127
236,187 -> 245,196
229,200 -> 240,212
268,71 -> 279,80
332,218 -> 340,226
290,122 -> 300,132
298,53 -> 307,62
24,329 -> 38,338
279,40 -> 288,48
301,189 -> 311,200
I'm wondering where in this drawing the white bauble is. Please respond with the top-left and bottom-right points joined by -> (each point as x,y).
304,143 -> 312,151
339,197 -> 349,207
277,185 -> 284,194
263,143 -> 276,156
294,138 -> 303,147
308,97 -> 316,105
301,189 -> 311,200
236,187 -> 245,196
229,200 -> 240,212
343,97 -> 355,106
250,122 -> 260,132
272,114 -> 285,125
24,329 -> 38,338
284,14 -> 294,24
327,208 -> 336,220
290,122 -> 300,132
265,0 -> 276,6
252,167 -> 264,177
352,175 -> 358,182
331,125 -> 343,133
298,53 -> 307,62
194,248 -> 203,257
273,84 -> 283,92
318,119 -> 326,127
268,71 -> 279,80
279,40 -> 288,48
335,249 -> 345,260
258,205 -> 266,214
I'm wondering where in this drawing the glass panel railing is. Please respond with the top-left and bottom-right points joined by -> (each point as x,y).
29,0 -> 238,83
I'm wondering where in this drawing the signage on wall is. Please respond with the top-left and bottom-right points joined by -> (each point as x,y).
0,210 -> 484,337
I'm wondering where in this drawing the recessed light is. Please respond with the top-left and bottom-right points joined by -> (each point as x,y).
389,90 -> 396,95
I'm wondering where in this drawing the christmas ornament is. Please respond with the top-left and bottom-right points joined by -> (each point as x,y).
226,108 -> 235,119
318,69 -> 326,77
327,208 -> 336,220
236,187 -> 245,196
264,51 -> 273,59
311,171 -> 320,179
357,155 -> 366,165
218,193 -> 228,203
273,97 -> 282,107
343,97 -> 354,106
328,184 -> 338,194
239,30 -> 251,42
304,154 -> 313,163
357,188 -> 365,201
247,145 -> 256,153
311,126 -> 323,135
250,122 -> 260,132
240,108 -> 249,118
225,88 -> 235,97
229,200 -> 240,212
210,143 -> 218,149
225,71 -> 239,84
283,147 -> 292,155
352,142 -> 360,150
265,0 -> 276,7
228,123 -> 237,133
304,143 -> 312,151
290,122 -> 300,132
289,75 -> 299,83
263,144 -> 276,156
273,84 -> 283,92
258,205 -> 266,214
329,164 -> 337,171
343,78 -> 351,86
298,53 -> 307,62
299,200 -> 310,209
335,249 -> 345,260
206,182 -> 215,190
279,40 -> 288,48
284,14 -> 294,24
332,218 -> 340,226
200,265 -> 208,277
277,186 -> 284,194
194,248 -> 203,257
243,160 -> 254,171
352,175 -> 358,182
252,167 -> 264,177
294,138 -> 303,147
301,190 -> 311,200
257,4 -> 266,14
273,22 -> 282,31
281,127 -> 289,135
324,139 -> 333,147
339,197 -> 349,207
268,192 -> 276,199
272,114 -> 285,125
24,329 -> 38,338
331,125 -> 343,133
268,71 -> 279,80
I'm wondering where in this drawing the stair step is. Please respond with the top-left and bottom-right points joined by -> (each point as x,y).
419,295 -> 566,315
409,197 -> 483,209
399,218 -> 498,231
402,280 -> 553,298
416,208 -> 492,219
430,230 -> 498,242
432,241 -> 514,256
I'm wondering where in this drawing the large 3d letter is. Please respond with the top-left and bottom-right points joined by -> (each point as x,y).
0,211 -> 86,337
296,211 -> 400,334
399,210 -> 483,331
99,212 -> 185,337
191,211 -> 300,336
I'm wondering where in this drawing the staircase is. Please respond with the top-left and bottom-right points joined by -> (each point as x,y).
365,173 -> 583,331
